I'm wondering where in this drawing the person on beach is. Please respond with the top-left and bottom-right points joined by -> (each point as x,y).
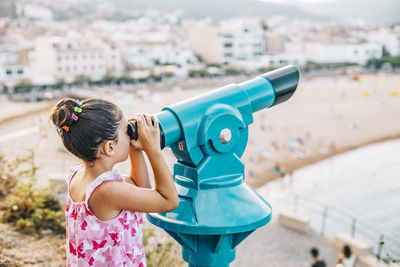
336,245 -> 357,267
50,98 -> 179,267
310,247 -> 327,267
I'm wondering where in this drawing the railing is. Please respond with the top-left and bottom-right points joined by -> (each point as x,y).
277,194 -> 400,263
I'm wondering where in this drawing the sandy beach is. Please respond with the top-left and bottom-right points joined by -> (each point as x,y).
0,74 -> 399,189
245,74 -> 400,187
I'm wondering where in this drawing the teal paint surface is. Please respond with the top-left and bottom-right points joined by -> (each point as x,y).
148,65 -> 300,266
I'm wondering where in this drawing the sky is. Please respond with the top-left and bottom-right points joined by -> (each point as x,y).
259,0 -> 336,4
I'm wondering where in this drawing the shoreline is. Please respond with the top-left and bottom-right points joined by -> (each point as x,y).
248,132 -> 400,189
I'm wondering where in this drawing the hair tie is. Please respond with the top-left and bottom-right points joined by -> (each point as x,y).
74,107 -> 82,113
61,125 -> 70,132
71,113 -> 79,121
76,99 -> 83,107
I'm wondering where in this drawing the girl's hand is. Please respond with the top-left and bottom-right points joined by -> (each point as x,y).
91,113 -> 178,215
129,113 -> 161,153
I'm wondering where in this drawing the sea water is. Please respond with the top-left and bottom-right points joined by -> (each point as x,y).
258,138 -> 400,259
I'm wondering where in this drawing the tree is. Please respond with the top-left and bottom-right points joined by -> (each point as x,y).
189,69 -> 207,78
14,80 -> 35,93
119,71 -> 134,83
382,46 -> 391,57
55,79 -> 66,89
101,73 -> 118,84
73,75 -> 91,85
223,66 -> 244,76
261,20 -> 268,31
149,72 -> 162,82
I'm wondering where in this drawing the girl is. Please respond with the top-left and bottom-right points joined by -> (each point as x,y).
337,245 -> 357,267
50,98 -> 179,267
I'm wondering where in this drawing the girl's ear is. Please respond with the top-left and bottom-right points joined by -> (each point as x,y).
100,140 -> 116,157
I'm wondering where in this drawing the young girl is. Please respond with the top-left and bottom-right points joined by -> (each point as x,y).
50,98 -> 179,267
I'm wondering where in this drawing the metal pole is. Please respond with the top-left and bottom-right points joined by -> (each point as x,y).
293,194 -> 298,213
320,206 -> 328,236
351,218 -> 357,239
376,234 -> 384,261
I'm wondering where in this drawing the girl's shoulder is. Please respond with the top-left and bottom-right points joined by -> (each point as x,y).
67,162 -> 84,187
68,161 -> 83,173
68,162 -> 124,184
84,168 -> 125,206
90,168 -> 125,186
67,163 -> 125,206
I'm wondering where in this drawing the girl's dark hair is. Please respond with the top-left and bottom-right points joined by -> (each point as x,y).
343,245 -> 352,258
50,98 -> 123,162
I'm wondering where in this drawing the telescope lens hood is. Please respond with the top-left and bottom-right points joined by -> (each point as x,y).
262,65 -> 299,105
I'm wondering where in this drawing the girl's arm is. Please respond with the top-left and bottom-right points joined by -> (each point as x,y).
129,147 -> 151,188
94,148 -> 178,213
91,113 -> 179,214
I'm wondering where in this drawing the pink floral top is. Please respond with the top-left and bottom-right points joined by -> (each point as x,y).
65,164 -> 146,267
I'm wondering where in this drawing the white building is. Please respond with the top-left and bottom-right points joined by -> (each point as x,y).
367,29 -> 400,56
16,4 -> 53,21
126,42 -> 196,69
188,18 -> 265,64
87,37 -> 125,76
0,47 -> 35,86
232,54 -> 306,71
285,41 -> 382,65
32,37 -> 113,82
0,64 -> 30,85
219,19 -> 265,63
0,45 -> 18,66
104,43 -> 124,75
345,43 -> 383,64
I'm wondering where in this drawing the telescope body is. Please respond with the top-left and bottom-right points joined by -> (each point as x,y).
144,65 -> 299,266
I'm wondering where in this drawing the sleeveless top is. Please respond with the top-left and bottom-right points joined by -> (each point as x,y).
65,164 -> 146,267
342,254 -> 356,267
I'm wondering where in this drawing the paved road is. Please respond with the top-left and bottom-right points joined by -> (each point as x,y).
233,220 -> 367,267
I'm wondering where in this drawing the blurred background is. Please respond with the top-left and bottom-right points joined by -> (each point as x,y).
0,0 -> 399,266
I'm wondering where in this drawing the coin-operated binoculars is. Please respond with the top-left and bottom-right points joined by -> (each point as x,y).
128,65 -> 300,266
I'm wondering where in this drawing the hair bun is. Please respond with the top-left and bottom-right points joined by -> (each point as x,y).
50,98 -> 77,130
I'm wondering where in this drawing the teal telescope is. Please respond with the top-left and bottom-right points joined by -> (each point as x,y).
142,65 -> 300,266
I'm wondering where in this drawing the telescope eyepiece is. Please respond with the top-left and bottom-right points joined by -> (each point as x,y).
127,116 -> 165,149
127,120 -> 138,140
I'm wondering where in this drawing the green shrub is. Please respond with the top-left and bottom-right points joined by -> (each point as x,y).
0,152 -> 38,198
73,75 -> 91,85
14,80 -> 34,90
0,151 -> 65,235
0,154 -> 18,197
101,73 -> 118,84
189,69 -> 208,78
223,66 -> 245,76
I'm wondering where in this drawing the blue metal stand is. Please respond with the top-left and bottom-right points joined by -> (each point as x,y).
147,65 -> 300,266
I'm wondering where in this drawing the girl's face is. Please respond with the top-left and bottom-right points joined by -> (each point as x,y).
113,116 -> 131,163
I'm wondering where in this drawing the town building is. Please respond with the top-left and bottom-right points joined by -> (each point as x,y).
265,31 -> 287,54
188,18 -> 266,64
285,41 -> 382,65
32,36 -> 123,82
367,29 -> 400,56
